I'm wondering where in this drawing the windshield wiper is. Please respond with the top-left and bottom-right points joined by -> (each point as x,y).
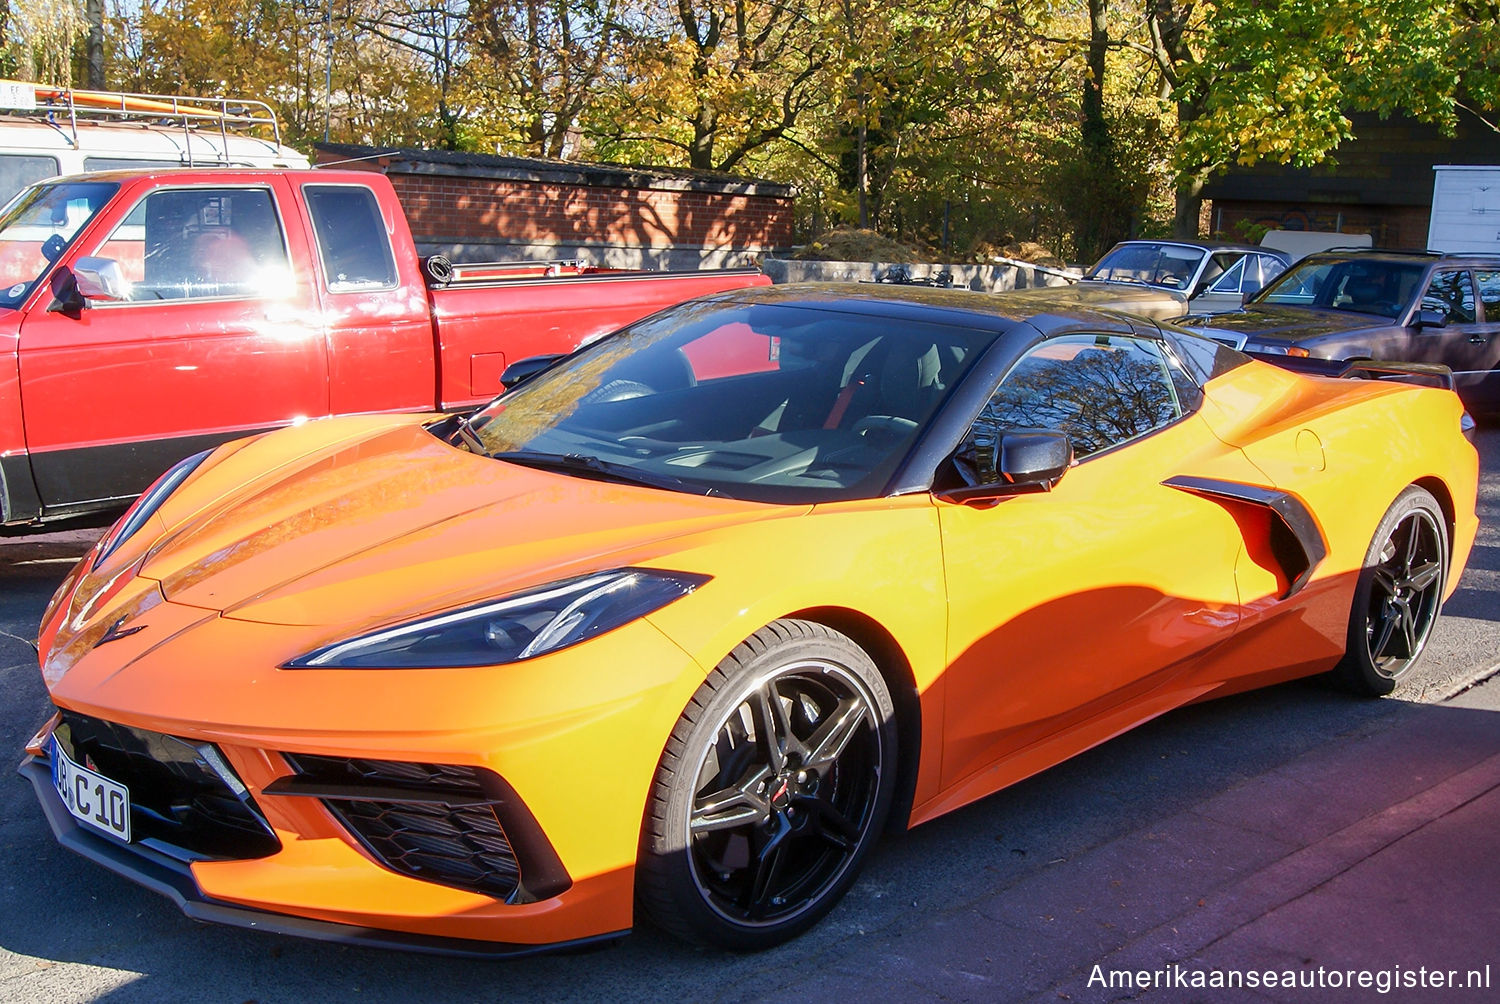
490,451 -> 718,496
453,415 -> 487,455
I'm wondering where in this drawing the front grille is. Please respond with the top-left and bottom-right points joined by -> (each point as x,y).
55,711 -> 280,860
283,754 -> 523,901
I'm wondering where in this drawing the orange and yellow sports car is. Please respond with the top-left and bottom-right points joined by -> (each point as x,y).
21,284 -> 1478,955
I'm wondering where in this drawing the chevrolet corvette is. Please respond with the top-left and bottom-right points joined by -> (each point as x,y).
20,284 -> 1479,955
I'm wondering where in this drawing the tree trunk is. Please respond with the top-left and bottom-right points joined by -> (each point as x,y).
86,0 -> 105,88
1173,171 -> 1206,238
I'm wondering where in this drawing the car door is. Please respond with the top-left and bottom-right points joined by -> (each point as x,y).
937,332 -> 1263,789
1452,268 -> 1500,409
1406,268 -> 1494,374
17,179 -> 328,512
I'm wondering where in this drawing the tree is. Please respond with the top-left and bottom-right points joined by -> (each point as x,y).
1134,0 -> 1500,235
4,0 -> 87,83
465,0 -> 620,158
590,0 -> 837,173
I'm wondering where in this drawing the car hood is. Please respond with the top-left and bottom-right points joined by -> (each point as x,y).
129,417 -> 793,629
999,281 -> 1186,317
1184,304 -> 1389,342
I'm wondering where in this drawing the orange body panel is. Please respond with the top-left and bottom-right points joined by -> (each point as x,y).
26,346 -> 1479,948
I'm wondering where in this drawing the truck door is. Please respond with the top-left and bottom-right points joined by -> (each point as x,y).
17,178 -> 329,512
296,181 -> 435,417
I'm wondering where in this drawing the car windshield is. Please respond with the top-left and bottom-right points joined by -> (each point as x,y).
0,180 -> 118,308
464,299 -> 990,503
1085,243 -> 1205,290
1253,258 -> 1427,318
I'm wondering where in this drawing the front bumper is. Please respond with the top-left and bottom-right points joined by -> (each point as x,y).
19,752 -> 624,958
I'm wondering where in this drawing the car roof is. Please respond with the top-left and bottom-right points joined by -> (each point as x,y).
1299,248 -> 1500,266
1106,238 -> 1270,255
706,282 -> 1148,339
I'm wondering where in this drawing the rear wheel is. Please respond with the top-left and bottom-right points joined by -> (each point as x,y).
637,619 -> 896,950
1334,486 -> 1448,695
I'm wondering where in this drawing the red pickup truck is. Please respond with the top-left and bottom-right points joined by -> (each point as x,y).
0,168 -> 769,533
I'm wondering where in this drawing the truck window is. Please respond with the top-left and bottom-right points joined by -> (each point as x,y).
97,187 -> 291,301
0,179 -> 117,308
0,154 -> 61,208
303,184 -> 398,292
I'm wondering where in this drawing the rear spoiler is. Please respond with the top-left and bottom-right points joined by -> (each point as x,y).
1246,352 -> 1456,391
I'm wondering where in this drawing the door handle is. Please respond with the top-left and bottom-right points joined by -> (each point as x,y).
1469,334 -> 1488,344
263,305 -> 299,324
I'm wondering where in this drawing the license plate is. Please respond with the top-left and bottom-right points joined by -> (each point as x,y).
50,734 -> 131,842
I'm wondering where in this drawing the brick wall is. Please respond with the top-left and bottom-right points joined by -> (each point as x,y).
1210,200 -> 1433,250
316,144 -> 794,268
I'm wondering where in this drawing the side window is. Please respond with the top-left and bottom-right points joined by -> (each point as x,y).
1477,270 -> 1500,322
98,187 -> 290,301
1207,257 -> 1245,294
303,185 -> 398,292
1259,254 -> 1287,286
1423,271 -> 1477,324
0,154 -> 60,208
974,334 -> 1183,460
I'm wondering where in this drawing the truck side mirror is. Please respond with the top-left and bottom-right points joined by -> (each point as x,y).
500,354 -> 565,388
72,257 -> 131,302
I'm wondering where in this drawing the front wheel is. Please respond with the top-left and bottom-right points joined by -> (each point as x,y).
1334,485 -> 1448,695
637,619 -> 897,950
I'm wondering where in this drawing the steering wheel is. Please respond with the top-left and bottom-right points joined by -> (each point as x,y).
583,379 -> 654,404
851,415 -> 919,438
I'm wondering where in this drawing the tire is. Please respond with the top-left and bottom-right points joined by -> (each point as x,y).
1334,485 -> 1448,696
637,619 -> 897,950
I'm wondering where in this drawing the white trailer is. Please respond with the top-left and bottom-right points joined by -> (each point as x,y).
1428,165 -> 1500,253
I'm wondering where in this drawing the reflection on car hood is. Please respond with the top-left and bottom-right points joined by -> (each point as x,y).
1183,304 -> 1392,342
137,419 -> 790,629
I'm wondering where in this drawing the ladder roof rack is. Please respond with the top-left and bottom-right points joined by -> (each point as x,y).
0,79 -> 286,162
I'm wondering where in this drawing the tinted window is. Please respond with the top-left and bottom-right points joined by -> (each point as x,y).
974,334 -> 1182,459
1423,270 -> 1477,323
303,185 -> 398,292
1161,326 -> 1249,384
99,187 -> 290,301
1477,270 -> 1500,322
0,153 -> 60,208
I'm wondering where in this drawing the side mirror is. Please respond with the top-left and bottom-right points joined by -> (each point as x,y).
1413,309 -> 1448,330
500,353 -> 565,388
72,257 -> 130,302
943,428 -> 1074,503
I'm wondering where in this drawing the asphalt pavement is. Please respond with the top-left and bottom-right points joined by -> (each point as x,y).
0,431 -> 1497,1003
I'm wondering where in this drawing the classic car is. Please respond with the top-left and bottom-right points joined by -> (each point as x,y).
20,284 -> 1477,955
999,240 -> 1289,319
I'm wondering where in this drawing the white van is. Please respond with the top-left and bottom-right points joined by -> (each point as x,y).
0,80 -> 309,206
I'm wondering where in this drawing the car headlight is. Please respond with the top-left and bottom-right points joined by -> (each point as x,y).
93,449 -> 214,569
284,568 -> 710,669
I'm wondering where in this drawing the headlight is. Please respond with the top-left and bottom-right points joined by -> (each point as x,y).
93,449 -> 213,569
1247,343 -> 1310,358
284,568 -> 710,669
